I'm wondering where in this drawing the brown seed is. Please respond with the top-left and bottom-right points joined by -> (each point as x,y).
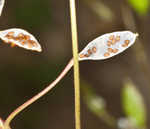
28,40 -> 37,47
28,43 -> 34,48
111,39 -> 116,45
112,48 -> 118,53
79,54 -> 85,58
24,35 -> 30,40
122,43 -> 127,47
104,52 -> 110,57
84,54 -> 90,57
109,35 -> 115,40
13,36 -> 18,40
107,48 -> 113,53
124,40 -> 130,46
107,41 -> 112,47
116,36 -> 120,41
21,41 -> 26,45
5,31 -> 15,39
92,46 -> 97,53
18,33 -> 24,38
87,49 -> 92,55
16,33 -> 25,41
6,36 -> 12,39
7,31 -> 14,36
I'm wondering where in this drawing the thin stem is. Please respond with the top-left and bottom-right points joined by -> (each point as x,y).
97,110 -> 117,128
4,58 -> 74,127
69,1 -> 81,129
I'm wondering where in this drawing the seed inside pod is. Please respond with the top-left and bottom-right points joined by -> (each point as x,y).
111,39 -> 116,45
116,36 -> 120,41
5,31 -> 14,39
124,40 -> 130,45
104,52 -> 110,57
92,46 -> 97,53
112,48 -> 119,53
79,54 -> 85,58
107,41 -> 112,47
24,35 -> 30,40
107,48 -> 113,53
87,49 -> 92,55
109,35 -> 115,40
84,54 -> 90,57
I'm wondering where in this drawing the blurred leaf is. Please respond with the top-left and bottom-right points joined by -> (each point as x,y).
81,80 -> 117,127
83,0 -> 114,21
122,79 -> 147,128
128,0 -> 149,15
0,0 -> 5,16
81,80 -> 105,113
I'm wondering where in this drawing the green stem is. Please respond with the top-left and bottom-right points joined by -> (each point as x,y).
69,0 -> 81,129
97,110 -> 117,128
4,59 -> 74,128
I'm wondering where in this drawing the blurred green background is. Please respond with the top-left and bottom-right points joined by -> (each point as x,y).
0,0 -> 150,129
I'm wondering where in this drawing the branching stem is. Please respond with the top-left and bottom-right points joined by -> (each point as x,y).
4,59 -> 74,127
5,1 -> 81,129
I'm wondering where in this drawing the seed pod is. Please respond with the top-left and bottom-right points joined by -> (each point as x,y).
0,28 -> 42,52
0,0 -> 5,16
79,31 -> 138,61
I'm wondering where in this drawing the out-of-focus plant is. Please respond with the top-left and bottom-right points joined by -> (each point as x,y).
0,0 -> 140,129
121,5 -> 150,87
83,0 -> 114,21
127,0 -> 149,16
121,79 -> 147,129
81,80 -> 117,128
82,79 -> 147,129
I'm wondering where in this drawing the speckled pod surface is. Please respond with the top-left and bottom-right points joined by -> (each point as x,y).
0,28 -> 42,52
79,31 -> 138,61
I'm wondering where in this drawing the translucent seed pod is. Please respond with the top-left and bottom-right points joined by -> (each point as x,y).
79,31 -> 138,61
0,0 -> 5,16
0,28 -> 42,52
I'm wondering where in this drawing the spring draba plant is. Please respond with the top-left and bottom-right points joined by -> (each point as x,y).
0,0 -> 138,129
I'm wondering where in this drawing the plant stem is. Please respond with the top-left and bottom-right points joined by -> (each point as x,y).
69,1 -> 81,129
4,58 -> 74,127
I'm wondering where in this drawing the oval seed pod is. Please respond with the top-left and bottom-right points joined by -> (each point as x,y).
0,0 -> 5,16
0,28 -> 42,52
79,31 -> 138,61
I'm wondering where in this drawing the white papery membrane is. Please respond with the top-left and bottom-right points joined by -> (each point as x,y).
0,28 -> 42,52
79,31 -> 138,61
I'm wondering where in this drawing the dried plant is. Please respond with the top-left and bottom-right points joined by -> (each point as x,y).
0,0 -> 138,129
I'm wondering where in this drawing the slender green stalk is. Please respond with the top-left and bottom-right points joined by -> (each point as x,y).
69,0 -> 81,129
4,59 -> 74,128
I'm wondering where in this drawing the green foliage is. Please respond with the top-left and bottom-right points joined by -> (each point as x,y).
81,80 -> 116,127
128,0 -> 149,15
81,81 -> 105,114
83,0 -> 114,21
122,80 -> 147,128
